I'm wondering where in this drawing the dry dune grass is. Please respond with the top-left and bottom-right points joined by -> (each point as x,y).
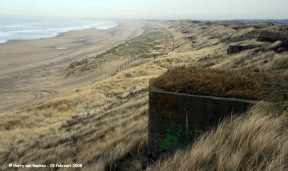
1,20 -> 288,170
212,47 -> 288,72
0,60 -> 167,170
1,97 -> 148,171
0,22 -> 172,170
145,21 -> 288,171
268,51 -> 288,70
147,104 -> 288,171
0,47 -> 169,170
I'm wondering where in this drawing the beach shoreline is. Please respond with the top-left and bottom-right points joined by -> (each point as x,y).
0,20 -> 144,113
0,21 -> 119,45
0,18 -> 119,45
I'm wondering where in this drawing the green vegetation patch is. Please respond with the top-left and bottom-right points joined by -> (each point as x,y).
155,66 -> 288,101
69,59 -> 88,68
111,27 -> 165,58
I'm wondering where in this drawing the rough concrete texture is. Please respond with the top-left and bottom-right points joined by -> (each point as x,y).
148,78 -> 259,165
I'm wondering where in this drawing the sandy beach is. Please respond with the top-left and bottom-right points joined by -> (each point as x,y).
0,21 -> 144,113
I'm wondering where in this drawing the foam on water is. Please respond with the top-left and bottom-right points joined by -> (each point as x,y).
0,18 -> 118,43
0,25 -> 31,28
0,32 -> 9,43
56,47 -> 68,50
0,40 -> 7,44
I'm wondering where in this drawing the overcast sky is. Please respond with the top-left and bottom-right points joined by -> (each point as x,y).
1,0 -> 287,20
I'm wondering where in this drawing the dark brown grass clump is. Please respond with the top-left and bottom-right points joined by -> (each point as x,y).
155,66 -> 288,101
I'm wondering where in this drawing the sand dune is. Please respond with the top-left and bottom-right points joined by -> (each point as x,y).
0,21 -> 144,114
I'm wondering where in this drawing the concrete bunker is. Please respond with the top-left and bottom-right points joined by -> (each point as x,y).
147,78 -> 259,165
227,45 -> 257,54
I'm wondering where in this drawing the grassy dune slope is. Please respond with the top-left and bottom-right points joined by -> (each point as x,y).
0,22 -> 171,171
147,104 -> 288,171
147,21 -> 288,170
1,20 -> 288,170
0,60 -> 165,171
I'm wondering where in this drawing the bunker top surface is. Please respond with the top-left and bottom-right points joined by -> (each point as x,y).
155,66 -> 288,102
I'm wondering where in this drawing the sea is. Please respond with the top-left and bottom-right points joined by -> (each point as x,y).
0,18 -> 118,43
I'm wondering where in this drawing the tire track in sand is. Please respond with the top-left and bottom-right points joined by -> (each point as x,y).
0,74 -> 58,114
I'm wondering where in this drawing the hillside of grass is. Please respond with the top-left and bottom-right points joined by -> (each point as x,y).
0,21 -> 172,171
0,20 -> 288,171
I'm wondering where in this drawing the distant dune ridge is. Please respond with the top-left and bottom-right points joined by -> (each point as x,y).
0,19 -> 288,170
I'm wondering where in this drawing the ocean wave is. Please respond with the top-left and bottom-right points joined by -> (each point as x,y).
0,31 -> 10,37
5,21 -> 117,34
0,19 -> 118,42
0,25 -> 31,28
7,29 -> 62,33
0,40 -> 7,44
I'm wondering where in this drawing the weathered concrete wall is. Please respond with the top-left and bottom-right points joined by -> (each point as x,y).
227,45 -> 257,54
147,78 -> 259,165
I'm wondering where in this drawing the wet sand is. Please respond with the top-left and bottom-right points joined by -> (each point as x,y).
0,21 -> 144,113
